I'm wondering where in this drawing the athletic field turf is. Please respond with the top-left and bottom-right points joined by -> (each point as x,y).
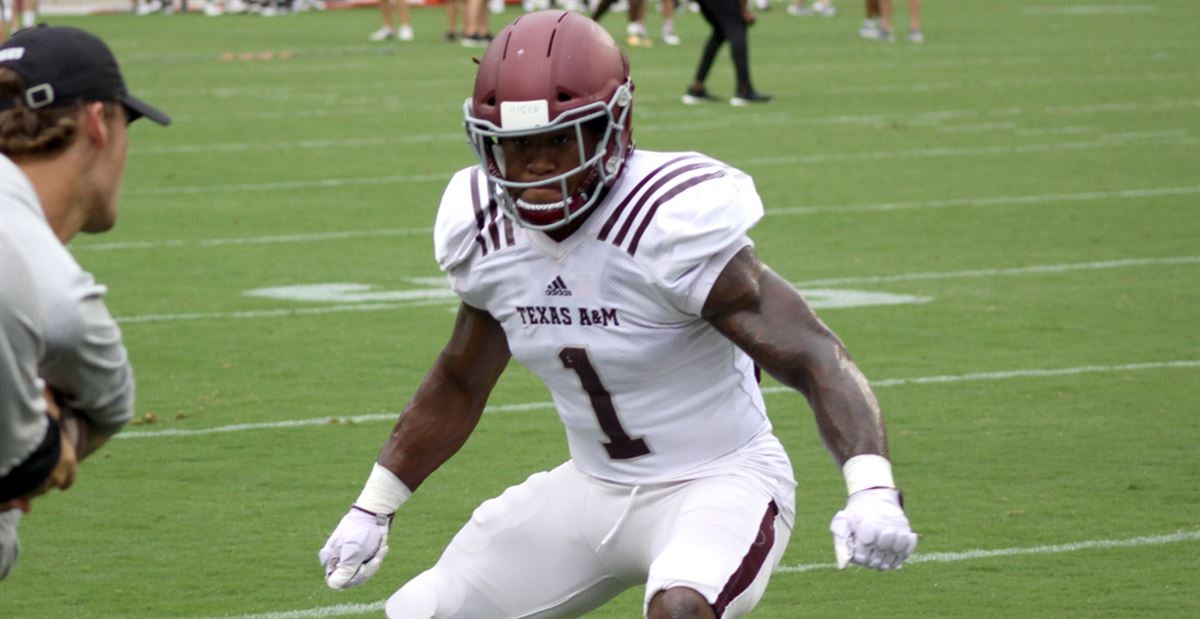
5,1 -> 1198,616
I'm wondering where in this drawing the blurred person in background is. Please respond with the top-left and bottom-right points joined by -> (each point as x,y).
6,0 -> 35,32
460,0 -> 492,47
592,0 -> 658,48
880,0 -> 920,42
787,0 -> 834,17
0,25 -> 170,579
370,0 -> 414,41
661,0 -> 680,46
683,0 -> 771,106
444,0 -> 464,42
858,0 -> 882,39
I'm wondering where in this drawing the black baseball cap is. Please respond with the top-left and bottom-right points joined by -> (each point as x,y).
0,25 -> 170,125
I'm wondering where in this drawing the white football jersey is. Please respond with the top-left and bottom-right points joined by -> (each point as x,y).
435,150 -> 781,485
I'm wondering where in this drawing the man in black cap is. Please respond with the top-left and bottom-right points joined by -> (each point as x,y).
0,25 -> 169,580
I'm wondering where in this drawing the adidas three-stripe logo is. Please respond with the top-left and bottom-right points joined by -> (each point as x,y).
545,276 -> 572,296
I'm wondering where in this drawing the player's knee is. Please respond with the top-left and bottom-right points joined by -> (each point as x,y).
385,570 -> 439,619
647,586 -> 717,619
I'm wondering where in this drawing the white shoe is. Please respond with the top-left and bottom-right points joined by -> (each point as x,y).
488,0 -> 505,13
662,29 -> 680,46
398,25 -> 414,41
135,0 -> 162,16
908,29 -> 924,44
754,0 -> 769,10
813,0 -> 836,16
786,3 -> 813,16
369,26 -> 395,41
226,0 -> 247,12
858,18 -> 880,39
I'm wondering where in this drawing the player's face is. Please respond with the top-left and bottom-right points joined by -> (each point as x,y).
81,103 -> 129,234
498,125 -> 602,205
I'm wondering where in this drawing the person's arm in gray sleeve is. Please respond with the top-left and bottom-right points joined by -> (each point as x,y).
0,233 -> 48,580
38,272 -> 134,459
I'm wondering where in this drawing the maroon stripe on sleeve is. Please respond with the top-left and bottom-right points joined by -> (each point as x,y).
626,170 -> 725,257
613,163 -> 715,248
713,501 -> 779,617
486,198 -> 503,247
469,168 -> 490,256
598,155 -> 697,242
503,218 -> 515,245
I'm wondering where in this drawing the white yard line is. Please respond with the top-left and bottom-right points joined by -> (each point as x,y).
76,186 -> 1200,252
116,300 -> 453,325
129,99 -> 1200,156
78,228 -> 434,252
110,256 -> 1200,324
767,185 -> 1200,216
210,530 -> 1200,619
122,133 -> 1194,197
1022,4 -> 1159,16
778,530 -> 1200,574
116,361 -> 1198,440
790,256 -> 1200,288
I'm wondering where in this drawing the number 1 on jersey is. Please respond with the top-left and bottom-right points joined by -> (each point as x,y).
559,347 -> 651,460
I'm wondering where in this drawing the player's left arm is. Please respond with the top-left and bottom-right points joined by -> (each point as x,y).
702,245 -> 917,570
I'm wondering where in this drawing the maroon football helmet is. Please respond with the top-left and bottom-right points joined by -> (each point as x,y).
464,10 -> 635,231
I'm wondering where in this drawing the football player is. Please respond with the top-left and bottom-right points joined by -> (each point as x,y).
320,11 -> 916,618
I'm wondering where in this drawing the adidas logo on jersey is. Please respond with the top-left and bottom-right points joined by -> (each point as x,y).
545,276 -> 572,297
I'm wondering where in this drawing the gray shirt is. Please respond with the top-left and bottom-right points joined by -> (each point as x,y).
0,154 -> 134,436
1,226 -> 48,478
1,227 -> 44,580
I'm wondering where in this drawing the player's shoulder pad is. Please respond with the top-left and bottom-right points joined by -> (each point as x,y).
616,152 -> 764,282
434,166 -> 490,273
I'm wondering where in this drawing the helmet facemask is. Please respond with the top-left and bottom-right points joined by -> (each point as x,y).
464,81 -> 633,232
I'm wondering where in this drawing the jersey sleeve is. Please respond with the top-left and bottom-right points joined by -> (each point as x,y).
633,162 -> 765,316
433,166 -> 487,309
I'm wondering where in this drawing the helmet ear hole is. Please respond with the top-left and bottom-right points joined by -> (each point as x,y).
557,91 -> 572,103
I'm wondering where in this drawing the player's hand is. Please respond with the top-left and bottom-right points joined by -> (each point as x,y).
318,506 -> 392,589
829,488 -> 917,570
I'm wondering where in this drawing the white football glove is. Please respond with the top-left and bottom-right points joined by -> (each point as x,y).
829,487 -> 917,570
318,506 -> 392,589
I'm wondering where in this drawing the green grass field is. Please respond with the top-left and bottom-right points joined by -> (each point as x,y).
4,1 -> 1198,616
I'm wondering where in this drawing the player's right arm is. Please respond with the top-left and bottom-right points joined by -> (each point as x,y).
376,302 -> 511,491
319,302 -> 510,590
